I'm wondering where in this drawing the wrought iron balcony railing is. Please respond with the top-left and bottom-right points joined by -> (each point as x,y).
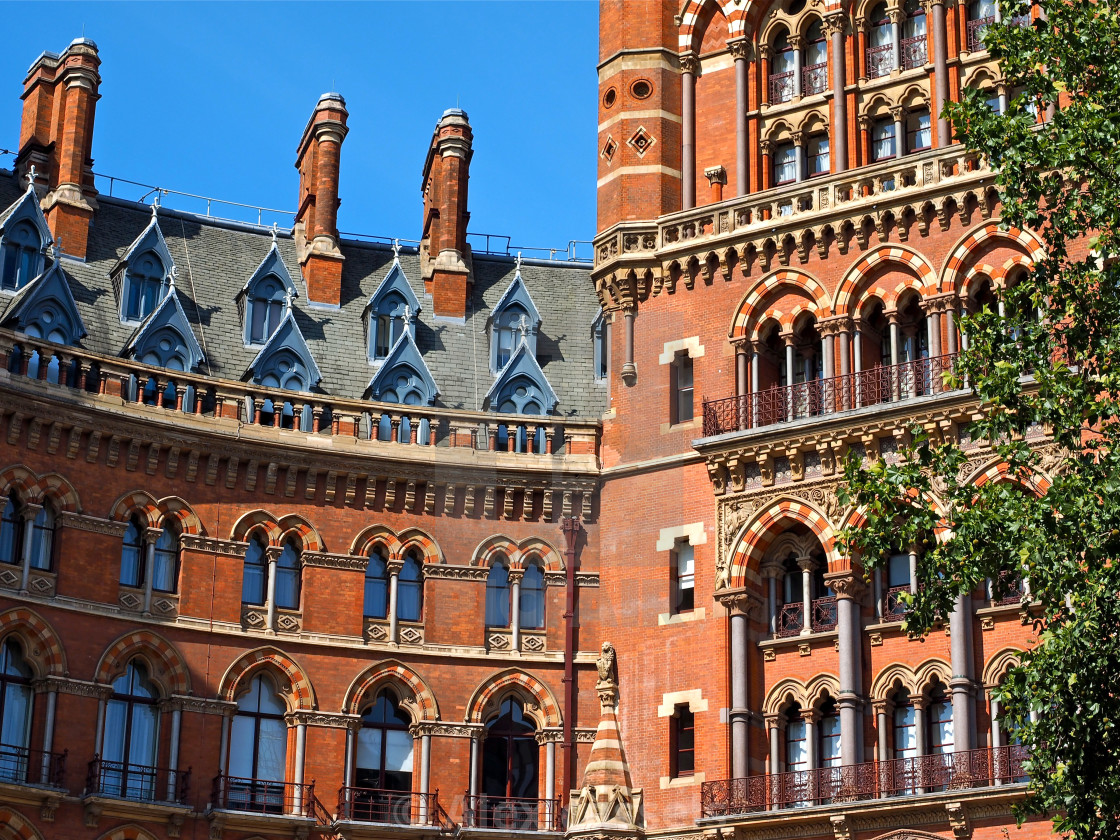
0,744 -> 66,788
87,756 -> 190,805
811,596 -> 838,632
700,745 -> 1028,818
337,787 -> 448,826
866,44 -> 894,79
702,354 -> 959,438
776,603 -> 804,637
211,772 -> 314,817
769,71 -> 795,104
901,35 -> 927,69
802,63 -> 828,96
463,793 -> 565,832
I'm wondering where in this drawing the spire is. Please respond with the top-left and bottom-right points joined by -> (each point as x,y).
567,642 -> 643,839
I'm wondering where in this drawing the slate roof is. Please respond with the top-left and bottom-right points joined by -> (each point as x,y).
0,170 -> 607,419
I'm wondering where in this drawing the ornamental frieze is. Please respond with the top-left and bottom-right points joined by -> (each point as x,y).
58,512 -> 129,537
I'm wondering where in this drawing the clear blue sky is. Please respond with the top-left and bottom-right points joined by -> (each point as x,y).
0,2 -> 600,257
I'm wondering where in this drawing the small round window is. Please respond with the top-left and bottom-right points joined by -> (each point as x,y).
630,79 -> 653,100
603,87 -> 618,109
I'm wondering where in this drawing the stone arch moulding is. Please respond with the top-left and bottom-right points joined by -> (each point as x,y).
763,673 -> 841,716
397,527 -> 443,565
0,806 -> 45,840
0,607 -> 66,679
109,491 -> 204,535
472,535 -> 565,571
832,244 -> 938,317
966,458 -> 1051,496
94,825 -> 161,840
466,668 -> 562,729
982,647 -> 1024,689
219,646 -> 317,711
870,658 -> 952,700
678,0 -> 747,53
726,495 -> 841,590
350,525 -> 405,560
0,464 -> 80,513
94,629 -> 191,697
344,660 -> 440,722
939,221 -> 1046,295
729,268 -> 830,341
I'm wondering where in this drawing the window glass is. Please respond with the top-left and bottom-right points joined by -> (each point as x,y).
928,693 -> 954,754
230,674 -> 287,785
242,537 -> 268,605
274,542 -> 301,610
29,506 -> 53,571
0,222 -> 42,292
870,3 -> 894,47
894,699 -> 917,758
904,0 -> 927,38
486,562 -> 511,627
773,143 -> 797,184
808,135 -> 830,176
772,32 -> 795,74
673,706 -> 695,777
103,661 -> 160,800
482,698 -> 538,801
520,563 -> 545,629
872,119 -> 896,161
907,111 -> 932,152
152,525 -> 179,592
674,543 -> 695,613
0,640 -> 33,773
786,714 -> 808,770
397,552 -> 423,622
120,518 -> 144,587
805,21 -> 827,65
674,354 -> 694,423
0,492 -> 22,566
819,707 -> 842,767
888,552 -> 911,587
364,549 -> 389,619
356,691 -> 414,795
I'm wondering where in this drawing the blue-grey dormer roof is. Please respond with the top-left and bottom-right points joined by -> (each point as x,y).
485,336 -> 558,415
240,241 -> 299,301
112,209 -> 175,279
244,310 -> 322,392
0,184 -> 52,248
490,268 -> 541,330
1,258 -> 86,344
367,327 -> 439,405
124,288 -> 205,372
365,258 -> 421,320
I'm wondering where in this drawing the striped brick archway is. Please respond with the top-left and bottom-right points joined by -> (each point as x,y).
466,668 -> 562,729
727,496 -> 842,589
344,660 -> 440,722
95,629 -> 191,696
219,647 -> 316,711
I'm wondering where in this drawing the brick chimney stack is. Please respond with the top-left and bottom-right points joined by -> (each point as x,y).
421,108 -> 473,319
16,38 -> 101,260
294,93 -> 348,307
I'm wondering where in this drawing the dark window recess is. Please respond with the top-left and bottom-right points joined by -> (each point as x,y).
671,705 -> 695,778
672,353 -> 694,424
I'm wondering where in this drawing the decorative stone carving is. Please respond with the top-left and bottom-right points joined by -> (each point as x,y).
596,641 -> 618,707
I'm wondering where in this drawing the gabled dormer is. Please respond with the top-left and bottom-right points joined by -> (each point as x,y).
239,240 -> 299,346
366,328 -> 439,406
124,288 -> 204,372
1,255 -> 86,345
488,266 -> 542,373
244,310 -> 322,393
111,207 -> 175,324
365,257 -> 421,363
0,183 -> 52,293
484,335 -> 558,415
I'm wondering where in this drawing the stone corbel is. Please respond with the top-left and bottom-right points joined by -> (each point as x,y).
946,801 -> 972,840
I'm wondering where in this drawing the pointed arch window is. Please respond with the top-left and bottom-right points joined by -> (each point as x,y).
229,673 -> 288,812
124,252 -> 166,322
819,698 -> 841,767
242,536 -> 268,606
0,221 -> 44,292
372,294 -> 409,361
247,276 -> 286,345
482,698 -> 539,803
927,682 -> 954,755
867,3 -> 895,78
494,308 -> 526,371
785,704 -> 808,773
354,689 -> 414,810
28,505 -> 54,572
120,518 -> 145,588
0,639 -> 34,782
364,547 -> 389,619
906,109 -> 932,153
152,524 -> 180,593
275,541 -> 301,611
770,30 -> 796,103
0,491 -> 22,566
901,0 -> 927,69
802,20 -> 828,95
519,562 -> 545,630
397,551 -> 423,622
871,117 -> 897,162
102,660 -> 160,800
893,689 -> 917,759
486,561 -> 511,628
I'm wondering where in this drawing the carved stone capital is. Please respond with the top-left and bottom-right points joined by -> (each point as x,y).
679,53 -> 700,75
822,13 -> 849,36
728,38 -> 752,60
716,588 -> 764,618
824,570 -> 867,601
704,165 -> 727,186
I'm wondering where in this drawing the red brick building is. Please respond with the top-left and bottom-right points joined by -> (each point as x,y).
0,4 -> 1056,840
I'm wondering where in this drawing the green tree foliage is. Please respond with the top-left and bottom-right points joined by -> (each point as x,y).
838,3 -> 1120,837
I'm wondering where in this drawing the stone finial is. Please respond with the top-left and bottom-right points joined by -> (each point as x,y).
393,238 -> 401,259
25,165 -> 37,190
596,641 -> 617,702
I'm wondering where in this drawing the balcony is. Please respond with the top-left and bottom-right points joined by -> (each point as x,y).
0,744 -> 66,788
882,585 -> 911,623
802,63 -> 828,96
967,16 -> 995,51
337,787 -> 453,828
769,71 -> 795,104
811,596 -> 837,632
211,773 -> 314,817
463,794 -> 565,833
866,44 -> 894,79
702,354 -> 958,438
776,603 -> 803,637
700,745 -> 1028,819
901,35 -> 927,69
86,757 -> 190,805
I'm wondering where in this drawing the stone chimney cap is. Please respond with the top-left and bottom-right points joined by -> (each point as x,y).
318,92 -> 346,106
69,37 -> 99,49
441,107 -> 469,121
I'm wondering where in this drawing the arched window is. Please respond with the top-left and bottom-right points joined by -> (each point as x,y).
0,491 -> 22,566
229,673 -> 287,812
372,294 -> 409,361
152,524 -> 180,593
967,0 -> 998,51
927,681 -> 954,754
770,30 -> 796,103
0,221 -> 43,292
28,505 -> 54,572
482,698 -> 539,812
102,660 -> 160,800
124,252 -> 166,322
520,562 -> 545,630
901,0 -> 927,69
819,697 -> 841,767
807,134 -> 830,176
494,308 -> 526,371
120,517 -> 146,588
785,704 -> 808,774
803,20 -> 828,95
883,550 -> 912,620
906,109 -> 932,153
397,551 -> 423,622
486,561 -> 511,628
354,689 -> 413,816
893,688 -> 917,759
364,547 -> 389,619
275,541 -> 301,611
0,639 -> 34,782
247,276 -> 286,345
867,3 -> 895,78
777,554 -> 805,636
242,536 -> 268,606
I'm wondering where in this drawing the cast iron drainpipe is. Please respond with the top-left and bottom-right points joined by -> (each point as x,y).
561,516 -> 582,798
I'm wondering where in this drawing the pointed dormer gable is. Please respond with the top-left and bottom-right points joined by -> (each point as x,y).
245,310 -> 322,393
365,257 -> 421,362
367,328 -> 439,406
239,241 -> 299,345
1,258 -> 87,345
484,336 -> 558,415
0,184 -> 52,293
124,289 -> 204,372
111,209 -> 176,323
489,266 -> 542,373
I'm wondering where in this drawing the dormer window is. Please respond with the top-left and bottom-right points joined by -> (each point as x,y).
248,276 -> 286,345
366,258 -> 420,364
495,308 -> 526,370
0,221 -> 44,292
372,295 -> 408,360
489,266 -> 542,374
124,251 -> 166,322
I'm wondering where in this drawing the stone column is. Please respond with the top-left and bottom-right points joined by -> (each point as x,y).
803,709 -> 819,773
39,680 -> 58,784
990,694 -> 1003,784
545,739 -> 556,800
908,549 -> 919,594
720,591 -> 760,778
891,105 -> 905,159
784,333 -> 797,417
387,558 -> 403,644
912,696 -> 927,793
874,700 -> 890,761
509,569 -> 524,651
751,346 -> 761,427
344,724 -> 356,788
826,14 -> 849,171
730,40 -> 751,193
218,710 -> 232,775
420,730 -> 433,821
827,571 -> 866,765
292,718 -> 307,814
839,322 -> 852,409
890,9 -> 903,71
681,54 -> 699,210
767,715 -> 782,810
798,557 -> 815,635
736,341 -> 750,430
142,526 -> 161,615
17,504 -> 41,593
760,139 -> 773,190
469,732 -> 482,799
763,562 -> 781,635
166,701 -> 183,802
929,0 -> 951,146
793,132 -> 806,183
621,308 -> 637,383
265,546 -> 281,633
949,590 -> 975,751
